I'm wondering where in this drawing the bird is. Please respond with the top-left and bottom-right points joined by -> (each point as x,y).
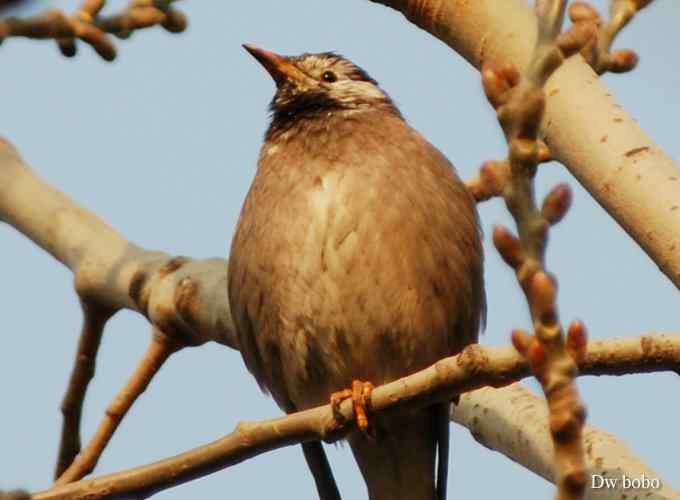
229,44 -> 485,500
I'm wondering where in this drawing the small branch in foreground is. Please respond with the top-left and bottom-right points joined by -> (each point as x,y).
32,334 -> 680,500
482,2 -> 594,498
365,0 -> 680,292
465,160 -> 511,203
0,0 -> 187,61
466,144 -> 551,203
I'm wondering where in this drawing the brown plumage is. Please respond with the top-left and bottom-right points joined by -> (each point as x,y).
229,45 -> 485,500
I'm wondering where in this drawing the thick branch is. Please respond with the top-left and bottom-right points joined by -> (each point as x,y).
1,138 -> 238,480
367,0 -> 680,289
453,383 -> 680,500
32,334 -> 680,500
0,139 -> 237,350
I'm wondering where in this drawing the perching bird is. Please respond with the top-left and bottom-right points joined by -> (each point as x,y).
229,45 -> 485,500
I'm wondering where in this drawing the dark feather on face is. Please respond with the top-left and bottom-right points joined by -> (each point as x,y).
265,90 -> 346,141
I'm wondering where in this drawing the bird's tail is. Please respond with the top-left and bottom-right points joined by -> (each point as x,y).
348,403 -> 449,500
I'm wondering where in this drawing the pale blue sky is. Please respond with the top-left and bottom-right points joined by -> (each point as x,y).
1,1 -> 678,498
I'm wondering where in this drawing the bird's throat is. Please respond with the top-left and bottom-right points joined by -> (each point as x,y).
267,91 -> 345,141
266,92 -> 400,143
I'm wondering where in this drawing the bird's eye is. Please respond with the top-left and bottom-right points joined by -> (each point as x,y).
322,71 -> 338,83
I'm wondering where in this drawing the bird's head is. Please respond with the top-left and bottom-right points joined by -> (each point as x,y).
243,44 -> 400,135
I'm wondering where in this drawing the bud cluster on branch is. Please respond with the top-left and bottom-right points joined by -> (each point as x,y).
0,0 -> 186,60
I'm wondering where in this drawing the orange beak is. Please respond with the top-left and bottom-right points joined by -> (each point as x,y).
243,44 -> 303,86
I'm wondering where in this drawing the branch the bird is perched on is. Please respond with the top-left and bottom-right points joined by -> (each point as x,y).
30,333 -> 680,500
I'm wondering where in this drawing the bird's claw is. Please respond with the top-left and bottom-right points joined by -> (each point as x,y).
331,380 -> 375,437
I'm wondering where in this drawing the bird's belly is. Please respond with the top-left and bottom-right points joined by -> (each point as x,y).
258,170 -> 464,411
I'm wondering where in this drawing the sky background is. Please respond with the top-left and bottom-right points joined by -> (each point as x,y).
1,0 -> 678,498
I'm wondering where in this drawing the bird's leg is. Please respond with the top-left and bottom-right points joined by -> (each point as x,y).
331,380 -> 374,435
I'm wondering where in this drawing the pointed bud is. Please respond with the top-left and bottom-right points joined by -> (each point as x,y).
569,2 -> 600,23
609,49 -> 639,73
567,320 -> 588,362
493,226 -> 524,270
511,329 -> 532,356
542,183 -> 572,225
530,271 -> 557,326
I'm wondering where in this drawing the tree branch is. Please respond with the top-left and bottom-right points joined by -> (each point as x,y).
3,133 -> 680,496
465,143 -> 552,204
56,329 -> 180,485
367,0 -> 680,290
0,138 -> 237,351
31,334 -> 680,500
0,137 -> 237,480
452,383 -> 680,500
568,0 -> 654,74
1,0 -> 676,497
0,0 -> 187,61
55,300 -> 113,479
479,2 -> 592,497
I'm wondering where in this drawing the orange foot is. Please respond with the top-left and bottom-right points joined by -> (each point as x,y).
331,380 -> 375,434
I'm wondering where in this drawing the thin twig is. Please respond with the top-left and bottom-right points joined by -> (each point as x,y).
32,334 -> 680,500
0,134 -> 237,487
568,0 -> 654,74
0,0 -> 186,61
466,144 -> 551,203
482,1 -> 592,498
55,300 -> 114,479
465,160 -> 511,202
56,330 -> 181,485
